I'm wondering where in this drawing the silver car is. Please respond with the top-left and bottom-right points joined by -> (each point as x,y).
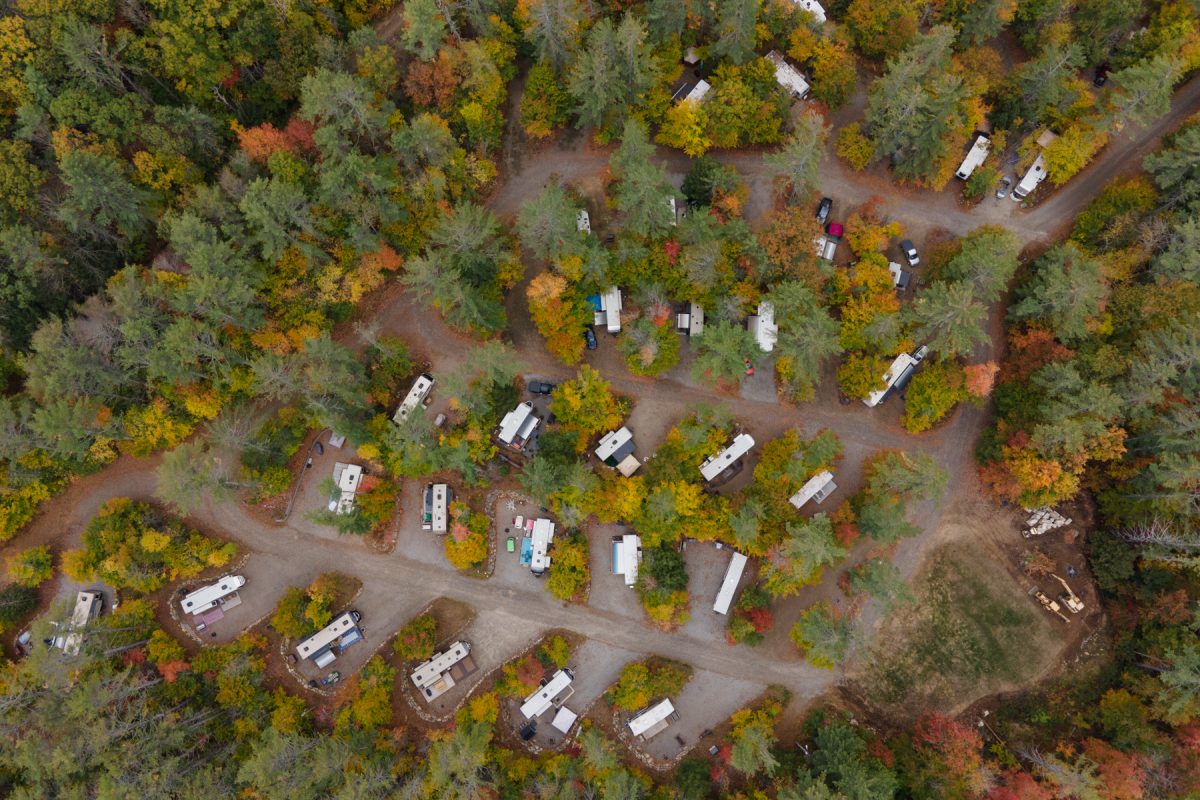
996,176 -> 1013,199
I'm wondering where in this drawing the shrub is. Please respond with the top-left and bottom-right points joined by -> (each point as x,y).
393,613 -> 438,661
270,573 -> 349,640
609,658 -> 693,711
963,165 -> 998,200
64,498 -> 235,593
903,359 -> 968,433
5,545 -> 53,588
445,500 -> 489,570
542,634 -> 572,668
546,530 -> 590,602
520,62 -> 571,139
0,584 -> 37,632
334,656 -> 395,733
835,123 -> 874,171
790,602 -> 852,668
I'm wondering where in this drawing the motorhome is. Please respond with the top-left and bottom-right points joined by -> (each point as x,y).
392,373 -> 434,424
863,347 -> 928,407
423,483 -> 450,533
699,433 -> 756,483
765,51 -> 810,100
954,135 -> 990,180
498,402 -> 540,450
1013,154 -> 1048,201
788,470 -> 838,510
595,427 -> 640,476
295,611 -> 363,668
52,590 -> 104,656
713,552 -> 748,615
747,301 -> 778,353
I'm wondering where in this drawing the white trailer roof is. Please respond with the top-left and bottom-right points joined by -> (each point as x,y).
332,462 -> 363,515
520,669 -> 574,719
181,575 -> 246,615
700,433 -> 756,482
576,209 -> 591,233
615,453 -> 641,477
530,518 -> 555,574
393,374 -> 434,424
551,706 -> 578,734
766,51 -> 810,99
69,591 -> 102,627
864,353 -> 918,407
712,552 -> 748,615
684,80 -> 710,103
954,135 -> 990,180
430,483 -> 449,533
602,286 -> 622,333
410,641 -> 471,689
499,402 -> 535,444
791,0 -> 827,23
788,470 -> 838,510
595,427 -> 634,462
1014,153 -> 1048,198
749,301 -> 778,353
676,302 -> 704,336
612,534 -> 642,587
296,612 -> 359,660
628,698 -> 676,737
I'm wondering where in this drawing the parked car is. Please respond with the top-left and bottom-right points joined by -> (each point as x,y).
1094,62 -> 1110,87
894,269 -> 912,294
816,196 -> 832,224
350,609 -> 362,622
913,344 -> 929,362
583,328 -> 598,350
527,380 -> 555,395
899,238 -> 920,266
995,176 -> 1013,199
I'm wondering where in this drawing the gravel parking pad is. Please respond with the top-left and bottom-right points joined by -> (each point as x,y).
678,542 -> 748,644
585,523 -> 645,621
392,480 -> 447,570
632,668 -> 765,763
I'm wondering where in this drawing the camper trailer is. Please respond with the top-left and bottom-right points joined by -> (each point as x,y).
954,135 -> 991,180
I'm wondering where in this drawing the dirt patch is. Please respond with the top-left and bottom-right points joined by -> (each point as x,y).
846,541 -> 1062,721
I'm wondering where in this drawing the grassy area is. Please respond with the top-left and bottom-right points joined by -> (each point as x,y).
852,543 -> 1057,715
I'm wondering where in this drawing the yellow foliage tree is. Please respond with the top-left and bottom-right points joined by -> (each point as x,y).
657,99 -> 712,157
526,272 -> 590,365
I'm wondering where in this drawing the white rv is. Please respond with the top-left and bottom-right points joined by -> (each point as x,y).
699,433 -> 756,483
863,348 -> 927,407
1013,154 -> 1048,201
747,301 -> 778,353
498,402 -> 540,449
790,0 -> 827,23
52,590 -> 104,655
576,209 -> 591,234
423,483 -> 450,533
393,374 -> 434,424
954,135 -> 990,180
766,51 -> 810,100
713,552 -> 748,615
597,287 -> 622,334
530,518 -> 556,575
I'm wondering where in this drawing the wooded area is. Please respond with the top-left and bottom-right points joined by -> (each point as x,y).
0,0 -> 1197,796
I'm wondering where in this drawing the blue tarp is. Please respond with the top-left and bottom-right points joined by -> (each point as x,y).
520,537 -> 533,565
337,628 -> 363,651
586,294 -> 602,312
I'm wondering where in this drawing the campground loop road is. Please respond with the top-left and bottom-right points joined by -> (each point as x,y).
11,69 -> 1200,702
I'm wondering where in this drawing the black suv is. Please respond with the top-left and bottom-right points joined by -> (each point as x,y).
816,197 -> 832,224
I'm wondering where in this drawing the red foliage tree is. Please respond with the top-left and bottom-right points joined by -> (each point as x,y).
985,770 -> 1055,800
239,123 -> 293,162
1084,738 -> 1145,800
157,660 -> 192,683
1002,326 -> 1075,381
